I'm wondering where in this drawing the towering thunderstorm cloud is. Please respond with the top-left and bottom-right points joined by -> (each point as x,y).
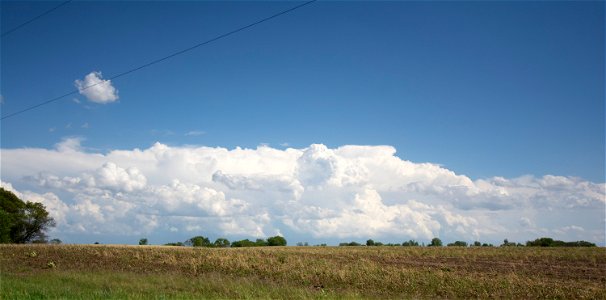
1,138 -> 604,244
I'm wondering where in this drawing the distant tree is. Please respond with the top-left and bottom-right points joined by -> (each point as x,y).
296,242 -> 304,246
429,238 -> 442,247
50,238 -> 62,245
304,242 -> 309,246
32,237 -> 48,244
267,236 -> 287,246
231,239 -> 256,247
339,241 -> 361,246
481,243 -> 493,247
0,188 -> 56,244
186,236 -> 211,247
526,237 -> 596,247
402,240 -> 419,247
164,242 -> 184,246
366,239 -> 375,246
255,238 -> 269,246
447,241 -> 468,247
574,241 -> 596,247
526,237 -> 553,247
94,242 -> 100,244
501,239 -> 518,247
570,241 -> 596,247
139,238 -> 148,245
473,241 -> 482,247
213,238 -> 230,248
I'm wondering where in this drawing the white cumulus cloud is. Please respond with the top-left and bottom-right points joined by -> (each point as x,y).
0,141 -> 604,245
74,71 -> 118,104
94,162 -> 147,192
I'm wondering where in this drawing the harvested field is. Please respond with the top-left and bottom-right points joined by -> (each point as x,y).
1,244 -> 605,298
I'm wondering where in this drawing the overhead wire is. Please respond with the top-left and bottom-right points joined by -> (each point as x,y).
1,0 -> 317,120
1,0 -> 73,38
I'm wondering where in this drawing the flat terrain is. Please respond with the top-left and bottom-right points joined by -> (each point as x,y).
1,244 -> 605,299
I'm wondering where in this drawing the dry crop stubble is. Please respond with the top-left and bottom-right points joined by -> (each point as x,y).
0,244 -> 605,298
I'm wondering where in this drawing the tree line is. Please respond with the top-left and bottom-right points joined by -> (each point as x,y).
336,237 -> 595,247
141,235 -> 288,248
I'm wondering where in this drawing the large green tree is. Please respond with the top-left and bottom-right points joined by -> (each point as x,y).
0,188 -> 56,243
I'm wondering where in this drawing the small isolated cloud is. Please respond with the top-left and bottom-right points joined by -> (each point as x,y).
81,122 -> 89,129
0,95 -> 4,104
74,71 -> 119,104
185,130 -> 205,136
72,98 -> 81,104
49,127 -> 56,133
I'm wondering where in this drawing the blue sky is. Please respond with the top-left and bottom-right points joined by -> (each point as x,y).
1,1 -> 604,245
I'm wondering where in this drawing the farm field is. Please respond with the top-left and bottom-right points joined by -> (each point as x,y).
1,244 -> 605,299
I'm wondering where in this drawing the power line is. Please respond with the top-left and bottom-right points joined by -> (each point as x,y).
1,0 -> 317,120
1,0 -> 73,38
